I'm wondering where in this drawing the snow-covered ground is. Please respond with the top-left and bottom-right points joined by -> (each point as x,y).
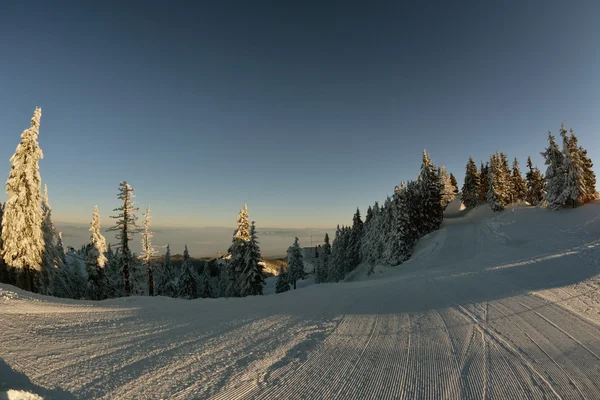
2,202 -> 600,399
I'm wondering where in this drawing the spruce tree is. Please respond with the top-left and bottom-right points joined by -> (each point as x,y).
578,147 -> 597,202
178,245 -> 199,299
478,162 -> 490,204
239,221 -> 264,296
287,237 -> 304,289
139,206 -> 158,296
541,130 -> 565,209
157,244 -> 177,297
449,172 -> 459,196
525,156 -> 545,205
226,204 -> 251,297
41,185 -> 60,295
418,150 -> 443,235
499,153 -> 513,205
349,208 -> 363,269
438,166 -> 456,210
487,154 -> 504,211
2,108 -> 45,292
85,207 -> 113,300
198,264 -> 214,298
461,157 -> 480,208
511,158 -> 527,202
384,183 -> 413,265
559,129 -> 587,207
107,182 -> 140,296
275,265 -> 291,294
315,233 -> 331,283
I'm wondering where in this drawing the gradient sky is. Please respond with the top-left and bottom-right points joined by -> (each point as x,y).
1,1 -> 599,229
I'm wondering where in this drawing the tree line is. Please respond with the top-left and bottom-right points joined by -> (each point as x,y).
0,108 -> 266,300
461,122 -> 597,211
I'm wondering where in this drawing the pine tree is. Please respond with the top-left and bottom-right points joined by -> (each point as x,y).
2,108 -> 45,292
329,226 -> 346,282
139,206 -> 158,296
56,232 -> 67,265
449,173 -> 459,196
107,182 -> 140,296
438,166 -> 456,210
349,208 -> 363,269
178,245 -> 199,299
385,183 -> 414,265
525,156 -> 545,205
68,256 -> 86,299
85,206 -> 113,300
157,244 -> 177,297
40,185 -> 59,295
198,263 -> 215,298
511,158 -> 527,202
478,162 -> 490,204
418,150 -> 443,235
315,233 -> 331,283
275,265 -> 291,294
541,130 -> 565,209
287,237 -> 304,289
559,129 -> 587,207
239,221 -> 264,296
487,154 -> 504,211
226,204 -> 251,297
461,157 -> 480,208
579,147 -> 597,203
499,153 -> 513,205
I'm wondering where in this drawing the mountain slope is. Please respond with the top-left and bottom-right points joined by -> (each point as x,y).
1,202 -> 600,399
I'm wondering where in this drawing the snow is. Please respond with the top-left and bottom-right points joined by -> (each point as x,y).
2,202 -> 600,398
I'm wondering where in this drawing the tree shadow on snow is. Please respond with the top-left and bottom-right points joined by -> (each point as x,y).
0,358 -> 78,400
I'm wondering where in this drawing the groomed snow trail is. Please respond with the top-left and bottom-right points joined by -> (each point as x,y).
2,203 -> 600,399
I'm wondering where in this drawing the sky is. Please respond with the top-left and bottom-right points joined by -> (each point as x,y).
1,1 -> 599,233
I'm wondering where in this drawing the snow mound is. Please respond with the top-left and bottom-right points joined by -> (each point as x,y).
443,197 -> 466,218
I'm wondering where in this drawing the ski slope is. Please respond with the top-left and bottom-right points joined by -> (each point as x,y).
2,202 -> 600,399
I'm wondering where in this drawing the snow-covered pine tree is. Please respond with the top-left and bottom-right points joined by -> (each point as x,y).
384,183 -> 413,265
499,153 -> 513,205
41,186 -> 72,297
315,233 -> 331,283
287,237 -> 304,289
541,130 -> 565,210
511,158 -> 527,202
418,150 -> 443,235
478,162 -> 490,204
275,264 -> 291,294
85,206 -> 113,300
2,108 -> 45,293
0,202 -> 9,285
40,185 -> 58,295
438,166 -> 456,210
525,156 -> 545,205
449,173 -> 459,196
198,263 -> 215,298
461,157 -> 480,208
487,154 -> 504,211
178,245 -> 199,299
239,221 -> 264,296
157,244 -> 177,297
579,147 -> 597,203
349,208 -> 363,269
56,232 -> 67,265
107,181 -> 140,296
226,204 -> 251,297
139,206 -> 158,296
68,256 -> 86,299
559,129 -> 587,207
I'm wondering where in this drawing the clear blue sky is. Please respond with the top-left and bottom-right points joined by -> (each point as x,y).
1,1 -> 599,229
